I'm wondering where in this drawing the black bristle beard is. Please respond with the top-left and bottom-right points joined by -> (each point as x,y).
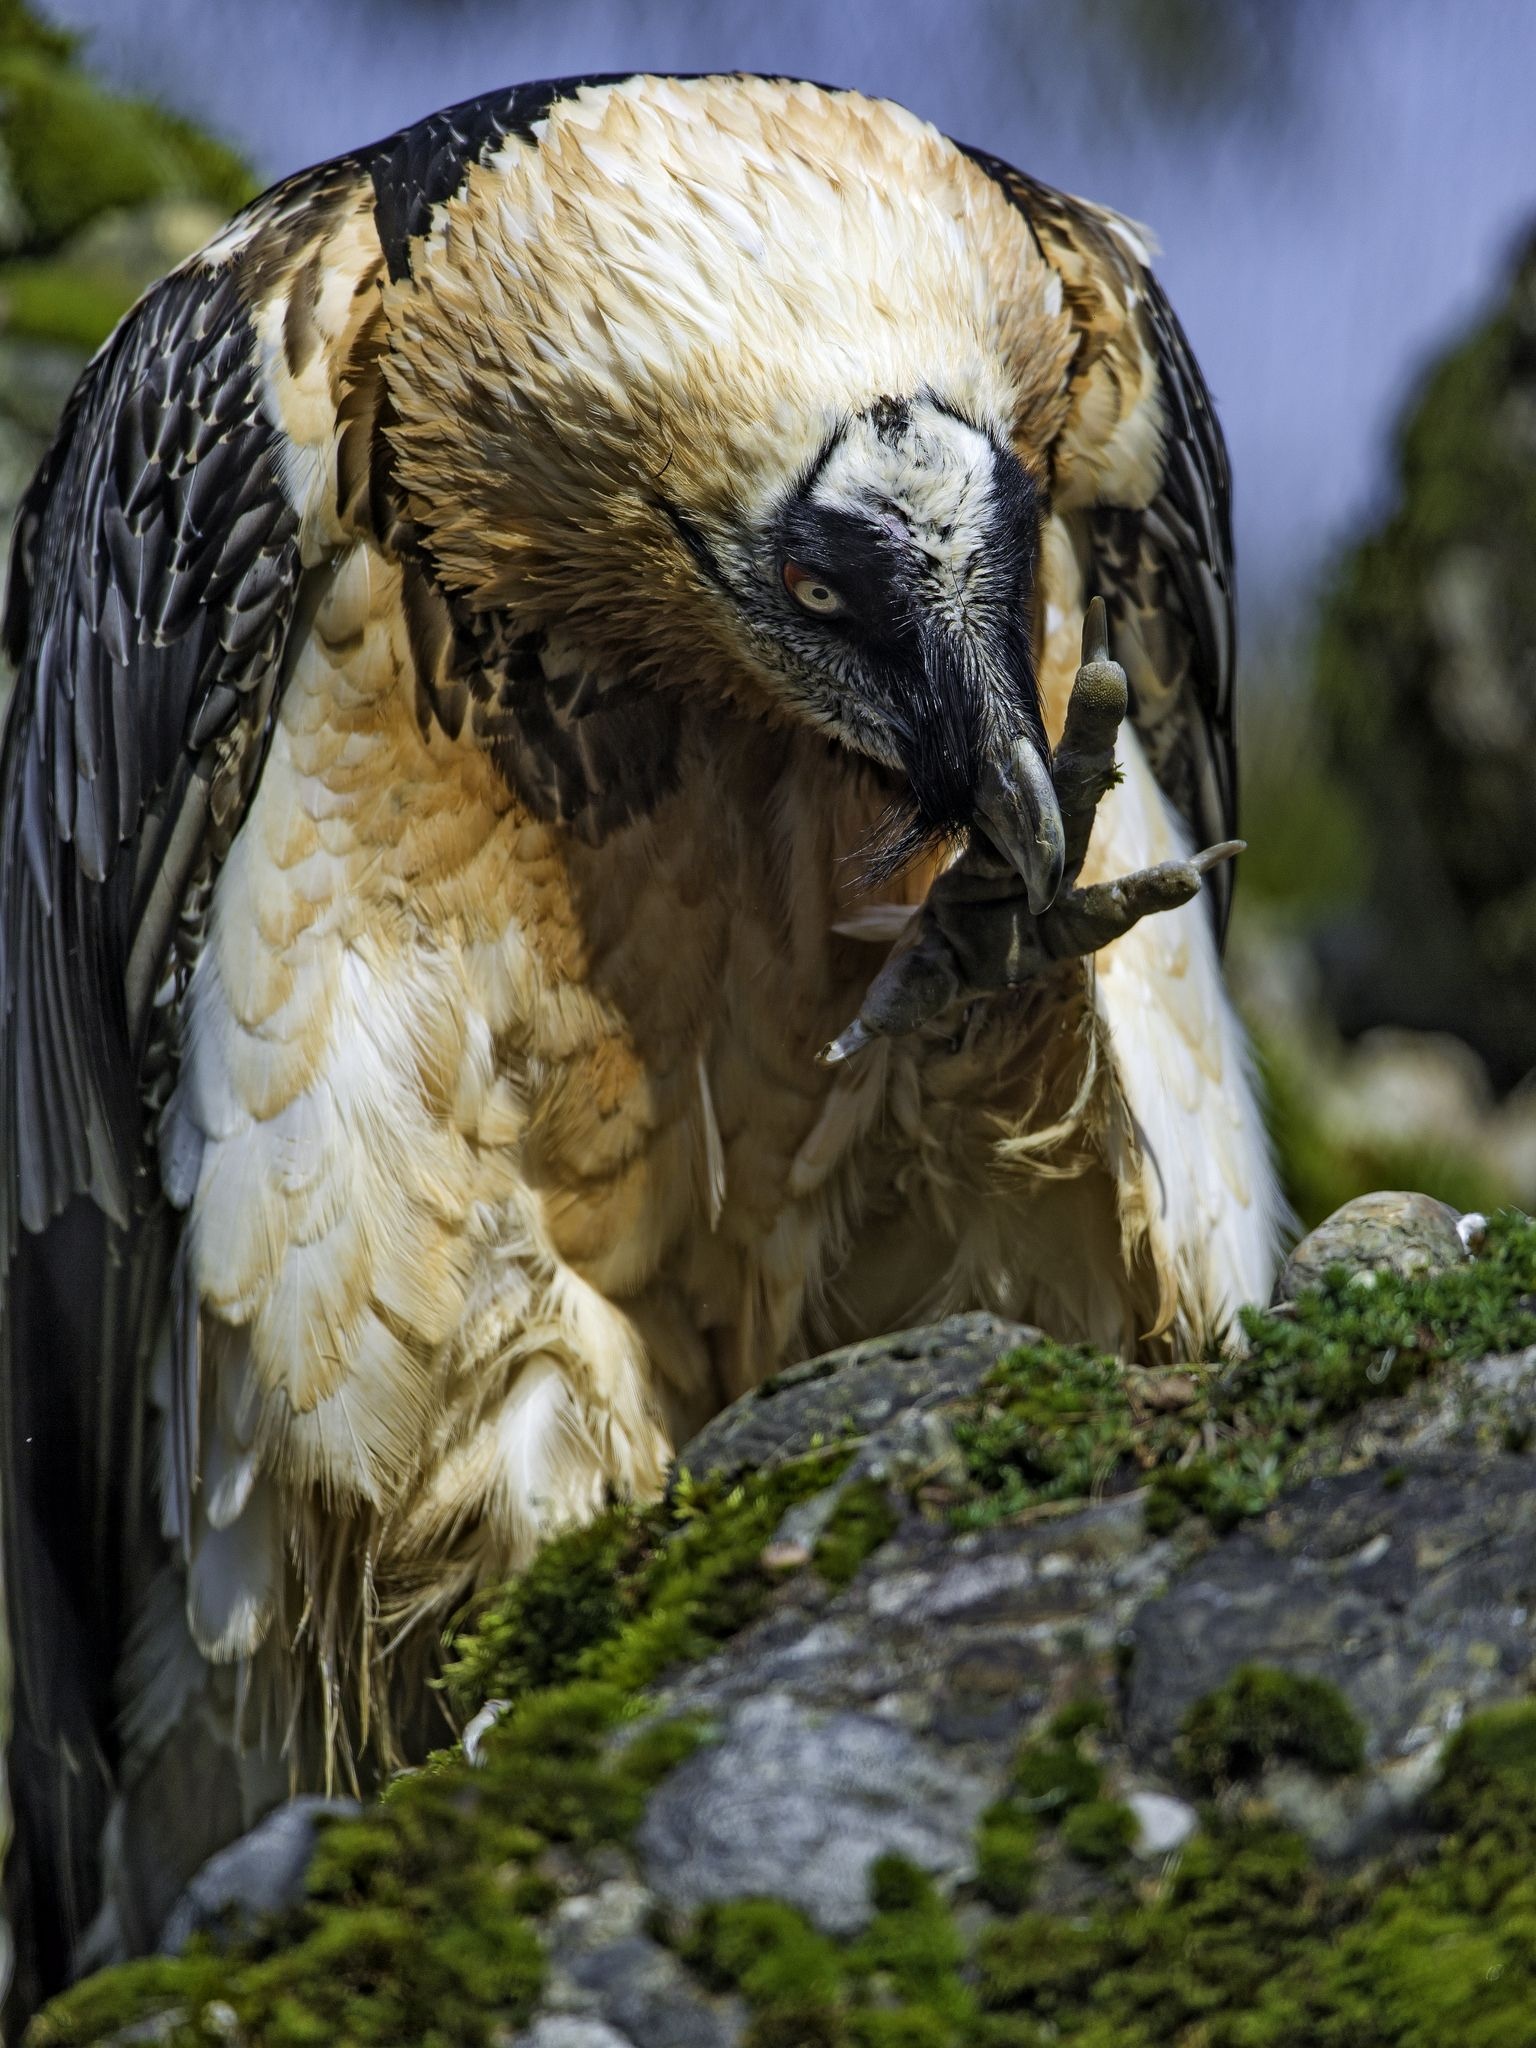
851,615 -> 1043,889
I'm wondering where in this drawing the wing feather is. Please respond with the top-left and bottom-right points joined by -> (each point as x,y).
961,147 -> 1239,943
0,78 -> 640,2007
1,257 -> 302,1243
0,230 -> 303,2011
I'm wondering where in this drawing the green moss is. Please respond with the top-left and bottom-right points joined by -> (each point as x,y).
680,1865 -> 975,2048
1178,1665 -> 1366,1791
56,1691 -> 1520,2048
28,1684 -> 711,2047
37,1442 -> 863,2041
1012,1740 -> 1102,1815
867,1854 -> 936,1913
444,1448 -> 851,1711
745,2008 -> 847,2048
1426,1699 -> 1536,1833
439,1508 -> 643,1705
845,1866 -> 968,2028
964,1707 -> 1536,2046
956,1209 -> 1536,1538
953,1338 -> 1137,1523
1060,1798 -> 1138,1868
814,1478 -> 900,1588
1001,1723 -> 1135,1873
683,1899 -> 845,2011
975,1815 -> 1327,2043
974,1799 -> 1038,1910
1047,1694 -> 1111,1742
39,1212 -> 1536,2040
848,2014 -> 952,2048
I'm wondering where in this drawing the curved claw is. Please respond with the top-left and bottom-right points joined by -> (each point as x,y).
817,919 -> 964,1064
1191,838 -> 1245,875
818,1018 -> 875,1066
1082,593 -> 1110,667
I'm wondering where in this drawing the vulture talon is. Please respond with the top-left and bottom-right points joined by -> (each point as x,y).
831,612 -> 1244,1056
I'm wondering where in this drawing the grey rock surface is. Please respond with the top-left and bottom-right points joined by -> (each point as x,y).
1124,1447 -> 1536,1851
542,1877 -> 743,2048
1272,1188 -> 1467,1302
157,1797 -> 359,1955
638,1692 -> 992,1933
680,1313 -> 1033,1481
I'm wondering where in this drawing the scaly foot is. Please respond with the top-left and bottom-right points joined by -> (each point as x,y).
820,599 -> 1241,1064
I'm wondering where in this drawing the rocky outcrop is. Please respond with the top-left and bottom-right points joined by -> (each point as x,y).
30,1193 -> 1536,2047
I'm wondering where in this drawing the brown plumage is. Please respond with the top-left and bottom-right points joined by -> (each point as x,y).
0,73 -> 1279,2006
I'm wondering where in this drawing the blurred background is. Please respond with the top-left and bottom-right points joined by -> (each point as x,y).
3,0 -> 1533,1229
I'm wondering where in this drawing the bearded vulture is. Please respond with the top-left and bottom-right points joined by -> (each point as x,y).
0,72 -> 1281,2004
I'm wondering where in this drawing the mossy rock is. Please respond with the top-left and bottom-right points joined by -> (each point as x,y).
1177,1665 -> 1367,1791
30,1212 -> 1536,2044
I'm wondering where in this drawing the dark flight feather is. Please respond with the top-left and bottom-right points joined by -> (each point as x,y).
959,147 -> 1240,945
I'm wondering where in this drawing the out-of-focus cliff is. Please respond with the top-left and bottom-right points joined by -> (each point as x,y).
1228,228 -> 1536,1230
1314,228 -> 1536,1092
0,0 -> 251,587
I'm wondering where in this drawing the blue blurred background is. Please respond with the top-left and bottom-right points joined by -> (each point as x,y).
34,0 -> 1536,637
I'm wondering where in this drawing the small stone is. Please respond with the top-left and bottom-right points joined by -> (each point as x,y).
1125,1791 -> 1198,1858
158,1797 -> 358,1955
1458,1211 -> 1490,1254
1271,1191 -> 1467,1305
515,2020 -> 639,2048
552,1879 -> 652,1950
759,1540 -> 813,1573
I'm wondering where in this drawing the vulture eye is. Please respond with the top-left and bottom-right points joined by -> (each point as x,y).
783,562 -> 847,617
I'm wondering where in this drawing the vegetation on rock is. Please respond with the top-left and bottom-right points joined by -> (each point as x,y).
664,1701 -> 1536,2048
29,1681 -> 701,2046
955,1207 -> 1536,1535
28,1218 -> 1536,2043
1177,1664 -> 1367,1790
812,1478 -> 901,1589
442,1449 -> 855,1711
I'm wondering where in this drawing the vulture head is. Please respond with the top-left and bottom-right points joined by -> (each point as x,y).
381,74 -> 1077,899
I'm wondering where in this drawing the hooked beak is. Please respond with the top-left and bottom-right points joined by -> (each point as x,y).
870,615 -> 1062,909
974,733 -> 1065,916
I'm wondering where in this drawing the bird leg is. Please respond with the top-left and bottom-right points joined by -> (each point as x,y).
820,598 -> 1242,1064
